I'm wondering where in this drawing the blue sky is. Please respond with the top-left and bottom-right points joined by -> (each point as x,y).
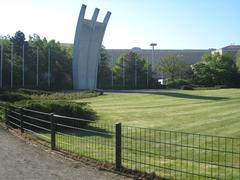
0,0 -> 239,49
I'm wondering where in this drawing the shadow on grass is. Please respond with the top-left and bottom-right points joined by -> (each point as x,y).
136,91 -> 228,101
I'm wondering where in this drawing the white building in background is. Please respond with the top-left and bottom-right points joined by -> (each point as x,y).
62,44 -> 212,66
211,45 -> 240,56
107,47 -> 212,66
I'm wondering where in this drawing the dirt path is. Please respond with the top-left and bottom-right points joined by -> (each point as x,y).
0,127 -> 130,180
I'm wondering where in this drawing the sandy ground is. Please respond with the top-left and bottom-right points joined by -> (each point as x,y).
0,127 -> 131,180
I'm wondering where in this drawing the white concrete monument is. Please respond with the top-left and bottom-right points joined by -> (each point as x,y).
72,4 -> 111,90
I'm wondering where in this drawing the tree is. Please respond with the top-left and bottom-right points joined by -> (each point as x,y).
113,52 -> 155,89
236,50 -> 240,72
48,40 -> 72,89
158,55 -> 188,81
10,31 -> 26,56
0,36 -> 12,88
0,31 -> 73,89
192,53 -> 239,87
97,46 -> 112,89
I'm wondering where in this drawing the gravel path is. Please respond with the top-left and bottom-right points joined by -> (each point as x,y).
0,127 -> 130,180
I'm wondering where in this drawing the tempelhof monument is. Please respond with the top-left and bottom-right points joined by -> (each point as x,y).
72,4 -> 111,90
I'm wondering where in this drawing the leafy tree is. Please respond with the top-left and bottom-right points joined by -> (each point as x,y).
236,50 -> 240,72
97,46 -> 112,89
0,31 -> 72,89
10,31 -> 26,56
113,52 -> 155,89
48,40 -> 72,89
0,36 -> 12,88
192,53 -> 239,87
158,55 -> 188,81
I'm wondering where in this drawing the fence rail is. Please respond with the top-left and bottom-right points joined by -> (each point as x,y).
1,103 -> 240,180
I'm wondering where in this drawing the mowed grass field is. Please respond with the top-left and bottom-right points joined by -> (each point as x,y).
79,89 -> 240,137
7,89 -> 240,179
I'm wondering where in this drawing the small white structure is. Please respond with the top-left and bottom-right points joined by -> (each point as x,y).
158,78 -> 167,85
72,4 -> 111,90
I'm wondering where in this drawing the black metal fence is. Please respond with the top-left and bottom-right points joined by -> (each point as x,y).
2,104 -> 240,180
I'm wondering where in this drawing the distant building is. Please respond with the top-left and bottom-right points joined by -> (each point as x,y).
211,45 -> 240,60
107,47 -> 212,66
61,43 -> 212,65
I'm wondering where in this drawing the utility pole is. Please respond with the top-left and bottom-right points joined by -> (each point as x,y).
122,59 -> 125,89
134,57 -> 137,88
48,48 -> 50,88
150,43 -> 157,72
0,43 -> 3,88
111,56 -> 114,88
22,44 -> 25,87
36,47 -> 39,87
147,57 -> 149,88
11,43 -> 13,88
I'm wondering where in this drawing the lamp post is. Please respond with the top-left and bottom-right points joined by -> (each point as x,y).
150,43 -> 157,72
22,43 -> 25,87
36,47 -> 39,87
0,43 -> 3,88
48,48 -> 51,89
10,43 -> 13,88
111,56 -> 114,88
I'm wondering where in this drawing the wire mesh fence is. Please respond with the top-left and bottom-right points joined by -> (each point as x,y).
122,125 -> 240,179
2,103 -> 240,180
54,114 -> 115,163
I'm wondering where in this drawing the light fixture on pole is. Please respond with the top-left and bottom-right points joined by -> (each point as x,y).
150,43 -> 157,72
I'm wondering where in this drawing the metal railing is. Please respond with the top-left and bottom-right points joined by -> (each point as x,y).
2,104 -> 240,180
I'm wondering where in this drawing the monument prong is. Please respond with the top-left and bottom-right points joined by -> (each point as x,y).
103,12 -> 111,25
92,8 -> 100,23
79,4 -> 87,20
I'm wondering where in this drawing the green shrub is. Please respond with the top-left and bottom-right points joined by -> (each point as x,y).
2,89 -> 102,129
181,85 -> 194,90
8,100 -> 97,131
17,88 -> 51,95
20,100 -> 96,120
89,89 -> 104,95
0,92 -> 31,103
167,79 -> 191,89
35,89 -> 104,100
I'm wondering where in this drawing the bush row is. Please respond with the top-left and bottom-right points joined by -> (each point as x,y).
0,88 -> 103,128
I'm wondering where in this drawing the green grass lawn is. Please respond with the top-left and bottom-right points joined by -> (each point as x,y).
6,89 -> 240,179
79,89 -> 240,137
46,89 -> 238,179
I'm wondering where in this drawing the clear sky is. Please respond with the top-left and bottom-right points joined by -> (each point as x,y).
0,0 -> 239,49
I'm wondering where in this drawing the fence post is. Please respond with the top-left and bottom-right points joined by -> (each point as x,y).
20,108 -> 24,133
50,113 -> 56,150
115,122 -> 122,171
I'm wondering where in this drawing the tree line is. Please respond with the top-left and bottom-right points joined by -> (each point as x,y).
0,31 -> 158,90
0,31 -> 72,89
1,31 -> 240,90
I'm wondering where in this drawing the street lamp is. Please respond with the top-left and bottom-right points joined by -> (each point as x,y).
22,43 -> 25,87
150,43 -> 157,72
0,42 -> 3,88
